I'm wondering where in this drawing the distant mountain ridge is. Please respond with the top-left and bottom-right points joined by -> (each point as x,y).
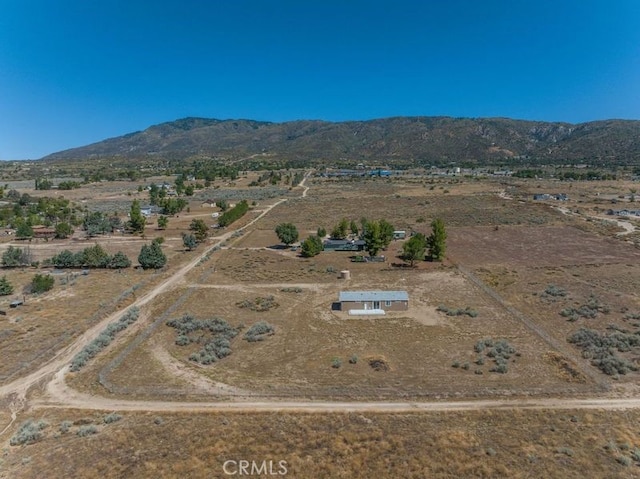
42,116 -> 640,165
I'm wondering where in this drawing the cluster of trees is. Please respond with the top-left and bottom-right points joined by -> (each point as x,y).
46,244 -> 132,269
183,219 -> 208,250
275,216 -> 447,264
218,200 -> 249,227
401,218 -> 447,265
0,194 -> 83,232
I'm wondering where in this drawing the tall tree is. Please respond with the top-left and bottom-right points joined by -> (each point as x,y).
402,233 -> 427,267
379,219 -> 394,248
275,223 -> 299,246
362,220 -> 385,257
427,218 -> 447,261
128,200 -> 146,234
189,219 -> 208,242
349,220 -> 359,236
331,218 -> 349,240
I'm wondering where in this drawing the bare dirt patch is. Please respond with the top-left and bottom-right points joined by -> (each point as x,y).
448,225 -> 640,267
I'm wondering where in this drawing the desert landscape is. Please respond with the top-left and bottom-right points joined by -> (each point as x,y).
0,166 -> 639,477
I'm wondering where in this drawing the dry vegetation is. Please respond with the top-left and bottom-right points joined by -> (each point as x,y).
3,409 -> 640,478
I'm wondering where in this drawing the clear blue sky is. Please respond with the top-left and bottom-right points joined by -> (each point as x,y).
1,0 -> 639,159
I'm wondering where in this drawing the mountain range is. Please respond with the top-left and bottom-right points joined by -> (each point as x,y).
42,116 -> 640,165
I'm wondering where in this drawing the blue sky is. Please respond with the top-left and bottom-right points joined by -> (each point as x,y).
1,0 -> 639,159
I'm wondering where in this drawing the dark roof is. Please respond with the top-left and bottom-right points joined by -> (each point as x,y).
324,239 -> 365,246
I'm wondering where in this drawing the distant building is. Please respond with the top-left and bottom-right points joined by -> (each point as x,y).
337,291 -> 409,313
393,230 -> 406,240
533,193 -> 568,201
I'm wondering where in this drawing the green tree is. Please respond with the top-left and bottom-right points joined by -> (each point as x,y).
350,220 -> 359,236
275,223 -> 299,246
15,221 -> 33,240
184,184 -> 195,196
217,199 -> 229,211
157,215 -> 168,230
317,226 -> 327,238
108,251 -> 132,269
138,242 -> 167,269
82,244 -> 111,268
300,235 -> 324,257
362,220 -> 385,257
31,273 -> 54,293
182,233 -> 198,251
331,218 -> 349,240
0,275 -> 13,295
379,219 -> 394,248
402,233 -> 427,267
54,222 -> 73,239
189,219 -> 208,242
51,249 -> 77,268
427,218 -> 447,261
128,200 -> 146,234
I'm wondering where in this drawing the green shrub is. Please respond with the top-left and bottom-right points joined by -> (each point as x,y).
31,274 -> 54,294
331,358 -> 342,369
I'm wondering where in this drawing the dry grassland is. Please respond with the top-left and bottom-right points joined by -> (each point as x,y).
3,408 -> 640,479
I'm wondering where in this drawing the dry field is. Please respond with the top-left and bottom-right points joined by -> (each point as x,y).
3,408 -> 640,478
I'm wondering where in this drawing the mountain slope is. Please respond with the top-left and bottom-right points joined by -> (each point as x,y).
42,116 -> 640,164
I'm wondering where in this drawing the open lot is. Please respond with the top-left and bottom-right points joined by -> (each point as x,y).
3,408 -> 640,479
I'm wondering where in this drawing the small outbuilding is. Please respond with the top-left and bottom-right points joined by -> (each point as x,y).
337,291 -> 409,313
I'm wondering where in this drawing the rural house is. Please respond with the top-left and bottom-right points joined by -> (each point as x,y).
323,239 -> 366,251
338,291 -> 409,314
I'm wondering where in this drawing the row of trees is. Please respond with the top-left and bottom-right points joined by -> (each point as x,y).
2,241 -> 167,270
218,200 -> 249,227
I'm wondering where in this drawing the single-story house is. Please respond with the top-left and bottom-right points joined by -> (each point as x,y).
32,226 -> 56,239
338,291 -> 409,312
140,205 -> 162,217
323,239 -> 366,251
393,230 -> 406,240
201,199 -> 217,207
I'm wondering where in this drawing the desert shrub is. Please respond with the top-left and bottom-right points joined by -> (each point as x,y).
167,314 -> 241,364
568,328 -> 639,375
332,358 -> 342,369
560,295 -> 609,321
436,305 -> 478,317
10,420 -> 48,446
77,425 -> 98,437
544,284 -> 567,297
280,287 -> 303,293
103,413 -> 122,424
59,420 -> 73,433
70,307 -> 139,371
349,355 -> 358,364
244,321 -> 275,342
617,456 -> 632,466
236,296 -> 278,312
